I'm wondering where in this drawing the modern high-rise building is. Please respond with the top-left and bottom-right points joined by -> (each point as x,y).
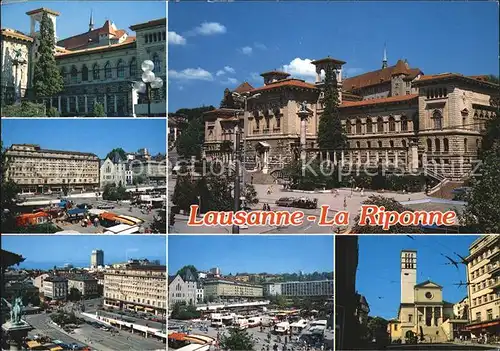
91,249 -> 104,269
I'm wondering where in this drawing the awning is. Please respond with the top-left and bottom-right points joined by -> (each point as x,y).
67,208 -> 86,215
168,332 -> 187,341
258,141 -> 271,148
27,341 -> 41,349
100,212 -> 118,221
465,319 -> 500,330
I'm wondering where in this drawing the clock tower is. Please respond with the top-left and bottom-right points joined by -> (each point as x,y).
401,249 -> 417,304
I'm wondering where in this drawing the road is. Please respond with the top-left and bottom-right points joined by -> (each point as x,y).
25,306 -> 165,351
168,179 -> 428,234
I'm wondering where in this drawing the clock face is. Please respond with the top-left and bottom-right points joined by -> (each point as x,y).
425,292 -> 433,299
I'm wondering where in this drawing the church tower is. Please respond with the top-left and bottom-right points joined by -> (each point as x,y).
382,44 -> 388,69
89,10 -> 94,31
401,250 -> 417,304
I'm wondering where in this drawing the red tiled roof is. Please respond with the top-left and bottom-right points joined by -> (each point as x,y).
340,94 -> 418,108
343,60 -> 422,91
233,82 -> 254,93
1,28 -> 33,42
129,18 -> 166,31
250,79 -> 317,93
261,71 -> 290,77
311,57 -> 346,65
412,73 -> 499,88
26,8 -> 60,16
55,38 -> 136,58
57,21 -> 127,51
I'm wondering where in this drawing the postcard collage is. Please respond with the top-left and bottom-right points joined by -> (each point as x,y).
0,0 -> 499,350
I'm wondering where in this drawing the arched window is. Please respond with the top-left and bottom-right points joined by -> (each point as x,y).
464,138 -> 468,153
366,119 -> 373,133
427,139 -> 432,152
388,116 -> 396,132
435,139 -> 441,152
117,60 -> 125,78
82,65 -> 88,82
356,141 -> 361,148
402,140 -> 407,148
390,140 -> 394,148
476,139 -> 481,149
104,62 -> 112,79
444,138 -> 449,153
367,141 -> 371,148
401,115 -> 408,131
433,110 -> 443,130
152,53 -> 161,73
70,66 -> 78,84
129,58 -> 137,78
377,117 -> 384,133
356,119 -> 362,134
378,141 -> 383,148
346,121 -> 352,134
93,64 -> 100,80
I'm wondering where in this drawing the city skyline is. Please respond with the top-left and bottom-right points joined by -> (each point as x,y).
169,1 -> 498,111
356,235 -> 479,320
2,1 -> 166,41
1,119 -> 166,159
2,235 -> 167,269
168,235 -> 334,275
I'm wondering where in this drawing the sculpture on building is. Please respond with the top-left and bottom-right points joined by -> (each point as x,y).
298,101 -> 309,114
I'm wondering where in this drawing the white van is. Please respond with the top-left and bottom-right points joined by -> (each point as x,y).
247,316 -> 262,328
274,321 -> 290,334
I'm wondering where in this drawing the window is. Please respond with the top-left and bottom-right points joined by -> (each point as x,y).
401,116 -> 408,131
356,141 -> 360,148
70,66 -> 78,84
408,314 -> 413,323
464,138 -> 468,153
389,116 -> 396,132
82,65 -> 88,81
390,140 -> 394,148
346,121 -> 352,134
129,58 -> 137,78
276,116 -> 281,129
378,141 -> 382,148
444,138 -> 449,153
402,140 -> 407,148
145,34 -> 149,43
153,53 -> 161,73
148,33 -> 153,43
367,141 -> 371,148
117,60 -> 125,78
93,64 -> 100,80
104,62 -> 112,79
265,117 -> 270,129
60,68 -> 67,84
153,32 -> 157,42
162,31 -> 166,41
366,119 -> 373,133
377,117 -> 384,133
435,139 -> 441,152
356,119 -> 362,134
433,110 -> 443,130
427,139 -> 432,152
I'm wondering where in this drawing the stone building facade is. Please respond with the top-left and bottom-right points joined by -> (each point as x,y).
203,278 -> 263,299
43,276 -> 68,300
103,263 -> 167,316
5,143 -> 100,194
67,274 -> 99,297
1,7 -> 166,116
168,268 -> 198,307
100,153 -> 133,188
203,56 -> 498,180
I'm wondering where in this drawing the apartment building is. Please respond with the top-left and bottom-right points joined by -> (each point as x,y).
67,274 -> 99,297
43,276 -> 68,300
5,144 -> 100,193
203,278 -> 263,299
264,280 -> 334,297
465,235 -> 500,337
103,262 -> 166,316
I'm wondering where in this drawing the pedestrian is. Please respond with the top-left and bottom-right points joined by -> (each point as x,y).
251,176 -> 254,184
94,217 -> 99,227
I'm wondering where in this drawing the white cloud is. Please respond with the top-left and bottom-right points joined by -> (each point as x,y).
224,66 -> 235,74
216,70 -> 226,76
169,68 -> 214,81
193,22 -> 226,36
254,42 -> 267,50
281,58 -> 317,81
249,72 -> 261,82
220,77 -> 238,85
168,31 -> 186,45
240,46 -> 253,55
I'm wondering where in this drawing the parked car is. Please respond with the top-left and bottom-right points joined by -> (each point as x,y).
275,197 -> 295,207
77,203 -> 93,209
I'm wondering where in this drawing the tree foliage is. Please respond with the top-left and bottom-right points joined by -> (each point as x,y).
174,106 -> 215,158
176,265 -> 198,279
105,148 -> 127,161
220,328 -> 255,351
243,184 -> 259,207
1,101 -> 46,117
172,168 -> 198,213
151,209 -> 166,233
67,287 -> 82,302
220,88 -> 238,109
91,103 -> 106,117
32,12 -> 64,98
463,142 -> 500,232
170,302 -> 201,320
102,183 -> 130,201
352,195 -> 423,233
317,65 -> 347,151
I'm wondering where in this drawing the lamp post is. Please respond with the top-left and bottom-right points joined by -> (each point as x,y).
132,60 -> 163,116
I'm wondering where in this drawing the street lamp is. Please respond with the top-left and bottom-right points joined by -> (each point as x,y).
133,60 -> 163,116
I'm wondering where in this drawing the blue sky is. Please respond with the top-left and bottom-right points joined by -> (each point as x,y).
168,1 -> 499,111
2,235 -> 166,269
357,235 -> 479,320
1,119 -> 166,158
1,1 -> 166,40
168,235 -> 334,275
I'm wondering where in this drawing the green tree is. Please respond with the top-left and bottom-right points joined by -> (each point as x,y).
172,169 -> 198,213
46,106 -> 60,117
198,170 -> 234,212
67,287 -> 82,302
92,103 -> 106,117
176,265 -> 198,279
352,195 -> 423,233
283,159 -> 330,191
177,116 -> 205,159
102,183 -> 130,201
317,64 -> 347,152
1,101 -> 47,117
367,316 -> 389,344
243,184 -> 259,207
220,328 -> 255,351
133,175 -> 146,185
32,12 -> 64,98
105,148 -> 127,161
151,209 -> 166,233
220,88 -> 237,109
463,142 -> 500,232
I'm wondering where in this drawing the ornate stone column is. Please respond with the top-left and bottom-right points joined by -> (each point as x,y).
297,102 -> 312,170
